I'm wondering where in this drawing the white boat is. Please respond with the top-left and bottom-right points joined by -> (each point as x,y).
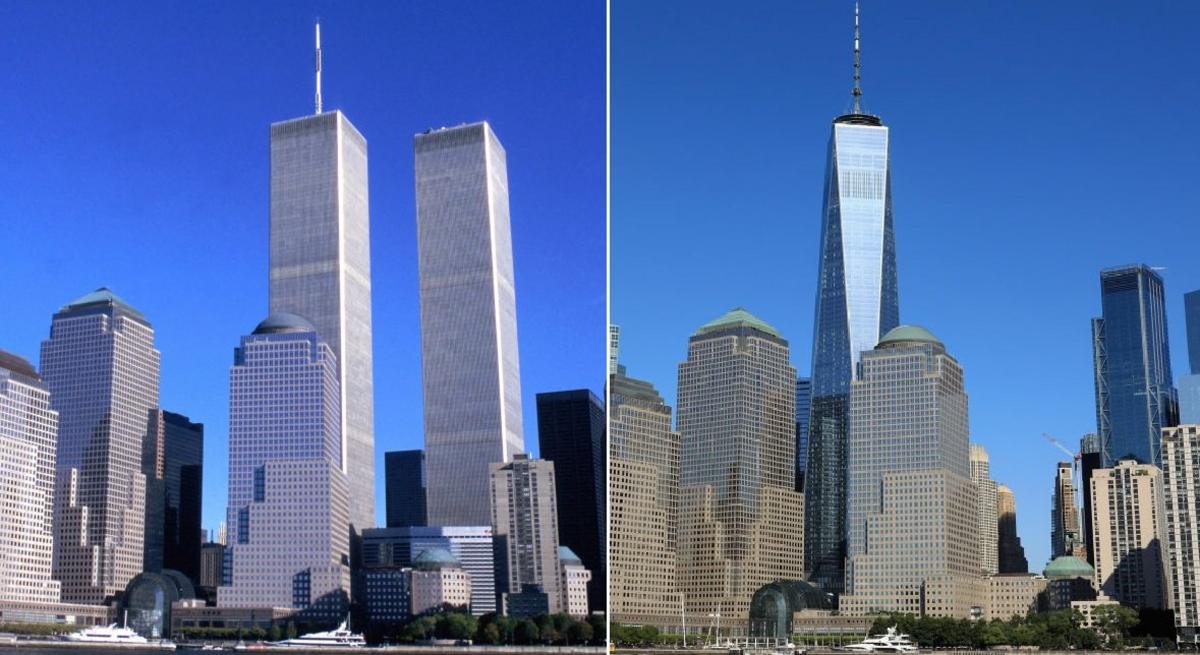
65,623 -> 150,645
842,626 -> 918,653
273,620 -> 365,648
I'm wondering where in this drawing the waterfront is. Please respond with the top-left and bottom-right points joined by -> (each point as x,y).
0,646 -> 605,655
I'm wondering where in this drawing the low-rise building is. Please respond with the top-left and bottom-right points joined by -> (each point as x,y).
559,547 -> 591,617
985,573 -> 1046,621
410,549 -> 471,615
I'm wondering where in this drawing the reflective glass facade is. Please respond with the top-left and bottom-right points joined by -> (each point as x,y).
384,449 -> 426,528
417,122 -> 524,527
1092,265 -> 1177,466
805,115 -> 898,593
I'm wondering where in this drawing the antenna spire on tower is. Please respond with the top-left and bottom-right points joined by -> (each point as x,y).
852,1 -> 862,114
314,21 -> 323,114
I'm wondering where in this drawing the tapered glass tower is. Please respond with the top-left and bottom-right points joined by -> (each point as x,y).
804,4 -> 899,593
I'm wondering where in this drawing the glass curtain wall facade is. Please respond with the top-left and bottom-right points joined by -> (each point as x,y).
142,410 -> 203,584
416,122 -> 524,527
806,113 -> 899,593
384,450 -> 427,528
1092,265 -> 1177,466
794,377 -> 811,492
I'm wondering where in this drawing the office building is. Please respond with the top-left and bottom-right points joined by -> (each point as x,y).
1092,265 -> 1177,466
363,568 -> 411,626
997,484 -> 1029,573
384,450 -> 426,528
805,8 -> 900,593
536,389 -> 606,614
489,456 -> 563,614
609,366 -> 683,625
417,122 -> 524,527
0,350 -> 61,604
410,548 -> 471,615
1051,461 -> 1085,558
269,103 -> 375,534
41,288 -> 160,603
1080,434 -> 1102,565
219,314 -> 350,620
1089,459 -> 1166,609
143,410 -> 203,584
1160,425 -> 1200,641
200,543 -> 225,592
361,526 -> 495,616
970,444 -> 999,576
676,309 -> 803,618
609,325 -> 620,376
559,547 -> 591,618
795,377 -> 811,492
985,574 -> 1047,621
1179,290 -> 1200,424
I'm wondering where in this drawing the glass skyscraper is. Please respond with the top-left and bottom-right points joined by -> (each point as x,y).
1091,265 -> 1178,466
1179,290 -> 1200,424
794,377 -> 811,492
142,410 -> 203,585
416,122 -> 524,527
384,450 -> 427,528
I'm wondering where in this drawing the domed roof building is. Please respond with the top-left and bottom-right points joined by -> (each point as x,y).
1040,556 -> 1097,611
253,312 -> 318,335
1043,555 -> 1094,580
877,324 -> 942,348
748,580 -> 836,639
412,547 -> 460,570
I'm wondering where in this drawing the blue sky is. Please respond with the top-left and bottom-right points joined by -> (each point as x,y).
612,0 -> 1200,573
0,1 -> 604,533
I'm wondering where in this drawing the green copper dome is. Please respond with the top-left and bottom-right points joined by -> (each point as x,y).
877,324 -> 942,348
1043,555 -> 1094,579
695,307 -> 781,338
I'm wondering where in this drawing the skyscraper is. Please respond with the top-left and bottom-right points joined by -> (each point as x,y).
384,450 -> 427,528
0,350 -> 61,604
1089,459 -> 1167,609
489,456 -> 564,614
1092,265 -> 1177,466
1080,434 -> 1102,565
609,325 -> 620,376
970,444 -> 999,576
219,314 -> 350,620
794,377 -> 811,492
806,5 -> 900,593
41,288 -> 160,603
1179,290 -> 1200,424
1051,461 -> 1084,558
609,366 -> 682,625
417,122 -> 524,527
997,484 -> 1029,574
142,410 -> 203,584
268,42 -> 375,532
536,389 -> 606,615
676,309 -> 803,618
1161,425 -> 1200,642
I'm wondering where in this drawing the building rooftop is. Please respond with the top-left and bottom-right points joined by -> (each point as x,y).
252,313 -> 317,336
558,546 -> 581,564
413,547 -> 460,570
59,287 -> 146,321
877,324 -> 942,348
694,307 -> 781,338
1043,555 -> 1094,579
0,349 -> 39,381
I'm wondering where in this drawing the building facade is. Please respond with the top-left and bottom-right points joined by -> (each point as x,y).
410,549 -> 472,615
0,350 -> 61,604
795,377 -> 811,492
1179,290 -> 1200,424
384,450 -> 427,528
970,444 -> 1000,576
676,309 -> 803,618
997,484 -> 1029,573
1089,459 -> 1166,609
535,389 -> 606,615
143,410 -> 203,584
1160,425 -> 1200,641
417,122 -> 524,527
40,289 -> 160,603
985,574 -> 1046,621
489,456 -> 563,614
558,547 -> 591,618
361,526 -> 495,616
269,110 -> 375,534
1080,434 -> 1102,565
1092,265 -> 1178,466
219,315 -> 350,619
199,543 -> 225,593
1051,461 -> 1085,558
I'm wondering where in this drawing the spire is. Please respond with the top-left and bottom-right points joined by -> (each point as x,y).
314,21 -> 323,114
852,1 -> 862,114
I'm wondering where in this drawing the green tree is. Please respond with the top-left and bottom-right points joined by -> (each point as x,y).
514,619 -> 540,645
1093,604 -> 1139,647
568,620 -> 594,644
268,625 -> 282,642
286,622 -> 297,639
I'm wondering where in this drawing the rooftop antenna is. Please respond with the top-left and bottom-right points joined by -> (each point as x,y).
852,2 -> 863,114
314,21 -> 323,114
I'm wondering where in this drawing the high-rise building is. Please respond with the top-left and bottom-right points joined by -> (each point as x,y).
609,325 -> 620,376
1051,461 -> 1085,558
219,314 -> 350,621
609,366 -> 682,625
417,122 -> 524,527
676,309 -> 803,618
143,410 -> 203,584
1080,434 -> 1102,565
997,484 -> 1029,574
1092,265 -> 1178,466
1161,425 -> 1200,642
1179,290 -> 1200,424
536,389 -> 606,615
489,456 -> 564,614
970,444 -> 999,576
794,377 -> 811,492
805,7 -> 900,593
1089,458 -> 1166,609
360,526 -> 496,616
41,288 -> 160,603
199,543 -> 225,592
269,103 -> 375,534
0,350 -> 61,604
384,450 -> 427,528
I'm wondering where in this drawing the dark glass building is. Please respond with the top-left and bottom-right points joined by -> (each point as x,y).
143,410 -> 203,584
535,389 -> 606,615
384,450 -> 426,528
1079,434 -> 1102,565
1179,290 -> 1200,424
794,377 -> 811,492
1092,265 -> 1178,466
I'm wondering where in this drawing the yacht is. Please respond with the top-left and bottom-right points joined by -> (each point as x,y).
273,620 -> 365,648
842,627 -> 918,653
65,623 -> 150,645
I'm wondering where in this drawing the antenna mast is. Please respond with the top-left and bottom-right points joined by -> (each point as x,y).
314,21 -> 323,114
852,1 -> 862,114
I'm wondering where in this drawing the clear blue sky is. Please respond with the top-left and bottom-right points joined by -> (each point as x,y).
613,0 -> 1200,574
0,1 -> 604,534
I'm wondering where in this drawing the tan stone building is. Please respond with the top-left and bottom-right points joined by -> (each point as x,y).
410,549 -> 472,615
1089,459 -> 1166,609
1160,425 -> 1200,641
985,574 -> 1046,620
970,444 -> 999,576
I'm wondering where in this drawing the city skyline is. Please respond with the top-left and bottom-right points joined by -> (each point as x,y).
0,2 -> 604,532
612,0 -> 1200,572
